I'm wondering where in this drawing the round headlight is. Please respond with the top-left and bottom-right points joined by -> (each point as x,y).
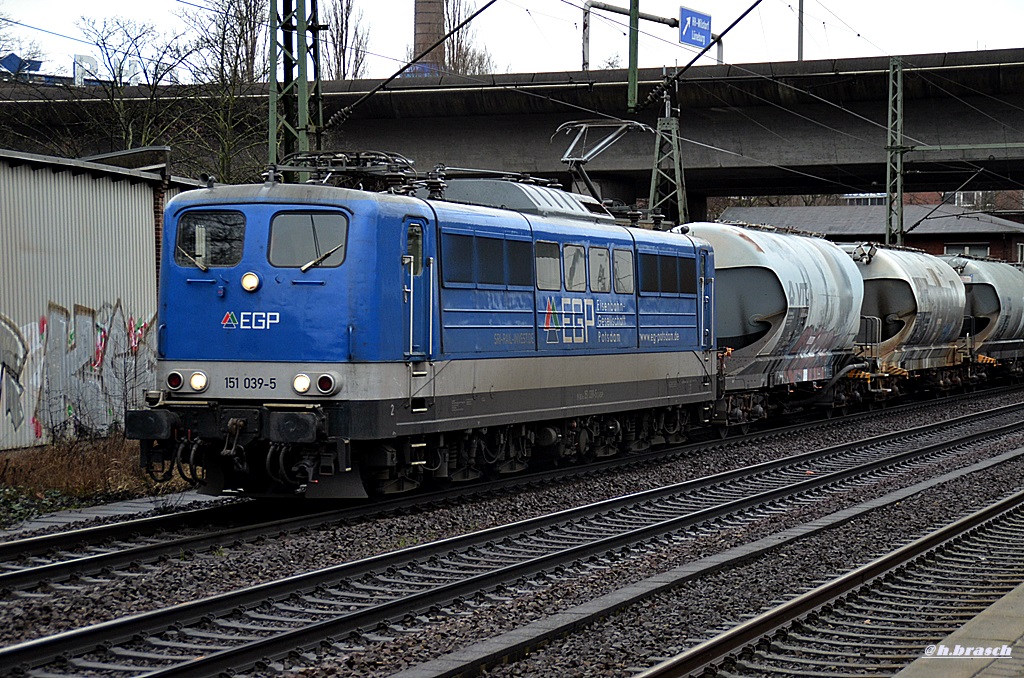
293,373 -> 311,394
240,271 -> 261,292
189,371 -> 208,392
167,371 -> 183,390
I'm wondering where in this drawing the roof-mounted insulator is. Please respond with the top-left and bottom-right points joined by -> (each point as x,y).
425,173 -> 447,200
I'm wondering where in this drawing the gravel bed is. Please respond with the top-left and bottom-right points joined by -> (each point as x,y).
0,391 -> 1021,650
280,436 -> 1024,677
4,393 -> 1015,548
477,454 -> 1024,677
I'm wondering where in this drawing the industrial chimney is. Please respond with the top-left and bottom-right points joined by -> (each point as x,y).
414,0 -> 445,74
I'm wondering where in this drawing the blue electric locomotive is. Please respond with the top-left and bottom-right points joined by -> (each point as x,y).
127,178 -> 717,498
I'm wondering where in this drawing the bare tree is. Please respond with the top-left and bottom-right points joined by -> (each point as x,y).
323,0 -> 368,80
177,0 -> 271,182
67,18 -> 195,151
0,5 -> 43,65
182,0 -> 268,85
0,4 -> 17,55
444,0 -> 496,75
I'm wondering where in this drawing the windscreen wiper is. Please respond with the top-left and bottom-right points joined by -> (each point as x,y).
300,240 -> 345,272
176,246 -> 209,272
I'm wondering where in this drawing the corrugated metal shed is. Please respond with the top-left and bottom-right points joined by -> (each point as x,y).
0,149 -> 196,450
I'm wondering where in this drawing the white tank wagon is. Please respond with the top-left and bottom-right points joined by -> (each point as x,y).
844,244 -> 967,391
681,222 -> 864,425
940,255 -> 1024,371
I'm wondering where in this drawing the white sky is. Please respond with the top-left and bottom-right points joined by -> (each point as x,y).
1,0 -> 1022,77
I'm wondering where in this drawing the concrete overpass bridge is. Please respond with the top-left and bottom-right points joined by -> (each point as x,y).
322,48 -> 1024,219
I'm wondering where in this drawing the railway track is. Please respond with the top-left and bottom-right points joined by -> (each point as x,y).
637,487 -> 1024,677
2,388 -> 1018,597
3,401 -> 1024,677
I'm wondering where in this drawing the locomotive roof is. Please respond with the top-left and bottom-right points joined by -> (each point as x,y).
165,181 -> 403,209
423,179 -> 616,224
719,205 -> 1024,236
165,179 -> 615,227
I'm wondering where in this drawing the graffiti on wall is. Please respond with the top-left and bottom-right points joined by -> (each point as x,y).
0,301 -> 156,447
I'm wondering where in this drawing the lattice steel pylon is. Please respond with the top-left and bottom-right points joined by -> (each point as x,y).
885,56 -> 905,246
269,0 -> 325,172
648,88 -> 688,227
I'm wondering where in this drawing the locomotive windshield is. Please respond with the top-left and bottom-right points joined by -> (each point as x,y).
269,212 -> 348,269
175,211 -> 245,269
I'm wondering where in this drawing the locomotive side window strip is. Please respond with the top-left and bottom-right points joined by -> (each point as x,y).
268,212 -> 348,268
564,245 -> 587,292
442,233 -> 474,283
441,233 -> 534,288
590,247 -> 611,293
478,236 -> 505,286
640,253 -> 660,293
175,210 -> 245,268
678,257 -> 698,294
507,240 -> 533,287
536,241 -> 561,291
639,253 -> 698,296
660,255 -> 681,294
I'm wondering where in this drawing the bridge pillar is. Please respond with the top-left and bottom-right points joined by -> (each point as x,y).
687,195 -> 708,223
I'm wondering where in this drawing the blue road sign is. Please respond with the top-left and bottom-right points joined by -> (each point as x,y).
0,52 -> 42,74
679,7 -> 712,49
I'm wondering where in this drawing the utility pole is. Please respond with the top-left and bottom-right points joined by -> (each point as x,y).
884,56 -> 1024,245
885,56 -> 905,246
269,0 -> 325,175
797,0 -> 804,61
627,0 -> 640,111
648,84 -> 688,226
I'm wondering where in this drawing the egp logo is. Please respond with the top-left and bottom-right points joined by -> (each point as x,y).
221,311 -> 280,330
542,297 -> 594,344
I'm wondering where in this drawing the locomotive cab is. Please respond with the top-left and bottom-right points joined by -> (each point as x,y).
129,182 -> 441,498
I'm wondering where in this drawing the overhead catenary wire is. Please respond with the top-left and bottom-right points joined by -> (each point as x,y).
618,0 -> 1024,202
313,0 -> 1012,199
904,168 -> 986,234
5,0 -> 1023,203
553,0 -> 925,154
635,0 -> 767,112
322,0 -> 500,130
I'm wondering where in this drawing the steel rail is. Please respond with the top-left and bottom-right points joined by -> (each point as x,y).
4,387 -> 1008,594
635,489 -> 1024,677
4,403 -> 1024,675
